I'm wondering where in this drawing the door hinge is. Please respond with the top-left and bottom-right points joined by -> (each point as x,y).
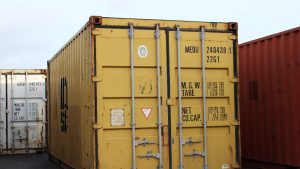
230,77 -> 238,83
92,30 -> 101,36
229,35 -> 237,40
92,76 -> 102,82
231,121 -> 239,126
93,123 -> 102,129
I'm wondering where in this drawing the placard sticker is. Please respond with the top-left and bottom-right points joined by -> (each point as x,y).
110,109 -> 125,126
141,108 -> 152,119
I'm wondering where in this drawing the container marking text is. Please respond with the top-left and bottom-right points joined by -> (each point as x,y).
181,81 -> 201,96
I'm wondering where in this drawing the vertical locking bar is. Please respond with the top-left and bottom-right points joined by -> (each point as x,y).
200,26 -> 208,169
176,25 -> 184,169
129,23 -> 136,169
0,73 -> 3,151
10,72 -> 15,151
0,73 -> 1,119
155,24 -> 163,169
25,72 -> 29,152
0,73 -> 1,117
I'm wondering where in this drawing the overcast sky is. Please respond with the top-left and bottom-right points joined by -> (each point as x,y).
0,0 -> 299,68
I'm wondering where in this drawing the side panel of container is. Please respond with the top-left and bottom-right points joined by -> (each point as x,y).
0,71 -> 46,154
48,25 -> 96,169
239,28 -> 300,168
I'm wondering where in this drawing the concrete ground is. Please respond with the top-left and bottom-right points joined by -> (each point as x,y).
0,154 -> 262,169
0,153 -> 62,169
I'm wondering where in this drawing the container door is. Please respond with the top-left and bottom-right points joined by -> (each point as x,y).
95,25 -> 168,169
0,74 -> 6,152
7,73 -> 46,153
168,28 -> 239,169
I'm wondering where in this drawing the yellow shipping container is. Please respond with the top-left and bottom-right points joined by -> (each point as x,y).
47,16 -> 240,169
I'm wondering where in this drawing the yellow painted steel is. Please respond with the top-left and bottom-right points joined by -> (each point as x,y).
168,31 -> 238,169
48,16 -> 239,169
48,25 -> 95,169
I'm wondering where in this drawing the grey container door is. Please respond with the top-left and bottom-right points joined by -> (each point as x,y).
6,74 -> 46,153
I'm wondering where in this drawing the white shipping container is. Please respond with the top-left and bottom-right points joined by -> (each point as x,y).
0,70 -> 47,154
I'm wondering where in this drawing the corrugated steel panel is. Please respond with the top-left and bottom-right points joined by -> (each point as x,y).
48,24 -> 94,168
0,69 -> 47,154
239,27 -> 300,168
48,16 -> 240,169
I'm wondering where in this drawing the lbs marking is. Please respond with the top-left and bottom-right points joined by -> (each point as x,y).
207,81 -> 225,97
208,106 -> 227,121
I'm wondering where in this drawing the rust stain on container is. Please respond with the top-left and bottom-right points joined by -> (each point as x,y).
239,26 -> 300,168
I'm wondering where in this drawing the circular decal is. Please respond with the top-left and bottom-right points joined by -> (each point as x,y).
138,45 -> 148,58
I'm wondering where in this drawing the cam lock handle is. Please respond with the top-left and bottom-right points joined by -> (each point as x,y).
137,150 -> 160,160
184,149 -> 205,158
135,138 -> 156,147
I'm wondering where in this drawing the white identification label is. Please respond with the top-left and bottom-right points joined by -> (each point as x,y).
110,109 -> 125,126
141,108 -> 152,118
222,164 -> 230,169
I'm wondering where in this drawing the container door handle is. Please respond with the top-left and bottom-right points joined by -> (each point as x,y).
184,149 -> 205,158
137,150 -> 160,160
135,138 -> 156,147
182,137 -> 202,145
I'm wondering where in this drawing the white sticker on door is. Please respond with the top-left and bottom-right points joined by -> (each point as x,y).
110,109 -> 125,126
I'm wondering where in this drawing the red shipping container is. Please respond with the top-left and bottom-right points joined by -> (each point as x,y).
239,27 -> 300,169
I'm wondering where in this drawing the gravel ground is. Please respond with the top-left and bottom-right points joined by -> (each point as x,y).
0,153 -> 62,169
